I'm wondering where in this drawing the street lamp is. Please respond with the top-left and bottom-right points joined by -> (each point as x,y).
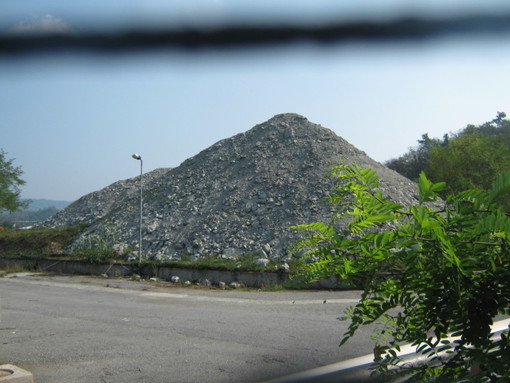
132,153 -> 143,265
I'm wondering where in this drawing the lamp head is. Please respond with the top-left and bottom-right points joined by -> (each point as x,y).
132,154 -> 142,160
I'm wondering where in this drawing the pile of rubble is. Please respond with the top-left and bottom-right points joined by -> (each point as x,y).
42,113 -> 419,263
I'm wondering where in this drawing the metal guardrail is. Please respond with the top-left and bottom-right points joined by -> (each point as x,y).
262,318 -> 510,383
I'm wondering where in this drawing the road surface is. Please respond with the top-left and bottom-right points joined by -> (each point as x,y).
0,274 -> 374,383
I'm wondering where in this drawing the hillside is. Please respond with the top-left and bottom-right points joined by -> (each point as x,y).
42,113 -> 419,261
26,199 -> 71,211
1,199 -> 72,227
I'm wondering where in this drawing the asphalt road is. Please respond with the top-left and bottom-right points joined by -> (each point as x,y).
0,274 -> 375,383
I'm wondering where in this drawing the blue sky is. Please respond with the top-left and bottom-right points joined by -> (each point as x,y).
2,1 -> 510,201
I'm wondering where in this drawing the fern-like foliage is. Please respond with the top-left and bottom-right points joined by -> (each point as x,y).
489,171 -> 510,204
292,163 -> 510,382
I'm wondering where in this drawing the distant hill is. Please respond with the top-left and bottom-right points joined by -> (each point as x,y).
1,199 -> 72,227
24,199 -> 71,211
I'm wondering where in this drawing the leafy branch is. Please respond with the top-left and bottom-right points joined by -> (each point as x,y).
292,163 -> 510,382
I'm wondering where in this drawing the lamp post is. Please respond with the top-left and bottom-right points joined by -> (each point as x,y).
132,153 -> 143,265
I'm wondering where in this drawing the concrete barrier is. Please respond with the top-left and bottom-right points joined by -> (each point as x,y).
0,257 -> 356,289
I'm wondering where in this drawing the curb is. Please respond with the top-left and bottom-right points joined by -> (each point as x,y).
0,365 -> 33,383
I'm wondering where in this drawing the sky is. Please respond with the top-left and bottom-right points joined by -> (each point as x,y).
2,1 -> 510,202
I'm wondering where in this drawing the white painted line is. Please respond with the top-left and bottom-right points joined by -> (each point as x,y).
140,292 -> 188,299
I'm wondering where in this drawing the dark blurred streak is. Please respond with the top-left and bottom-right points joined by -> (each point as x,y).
1,14 -> 510,56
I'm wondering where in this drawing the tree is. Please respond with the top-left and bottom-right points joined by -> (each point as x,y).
292,163 -> 510,382
426,113 -> 510,211
0,149 -> 27,214
387,112 -> 510,204
385,133 -> 446,181
428,132 -> 510,194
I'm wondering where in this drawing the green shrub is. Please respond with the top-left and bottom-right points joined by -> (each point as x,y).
71,226 -> 119,264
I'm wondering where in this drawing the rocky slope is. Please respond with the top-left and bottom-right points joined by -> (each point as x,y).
42,113 -> 419,261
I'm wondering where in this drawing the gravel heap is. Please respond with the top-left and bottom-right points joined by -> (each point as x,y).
42,113 -> 420,261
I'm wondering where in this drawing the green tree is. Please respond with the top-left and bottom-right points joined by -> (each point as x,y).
477,111 -> 510,136
428,132 -> 510,194
426,113 -> 510,210
385,133 -> 446,181
387,112 -> 510,205
292,163 -> 510,382
0,149 -> 27,214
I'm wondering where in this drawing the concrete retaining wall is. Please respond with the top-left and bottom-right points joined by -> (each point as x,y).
0,257 -> 355,290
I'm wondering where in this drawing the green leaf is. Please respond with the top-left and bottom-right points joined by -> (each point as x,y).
418,171 -> 445,203
489,171 -> 510,204
474,211 -> 510,236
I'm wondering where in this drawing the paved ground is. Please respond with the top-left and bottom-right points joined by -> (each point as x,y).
0,273 -> 375,383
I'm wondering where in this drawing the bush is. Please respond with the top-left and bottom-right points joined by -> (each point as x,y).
71,226 -> 120,264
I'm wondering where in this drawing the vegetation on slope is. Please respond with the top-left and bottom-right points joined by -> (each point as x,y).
0,226 -> 83,256
386,111 -> 510,209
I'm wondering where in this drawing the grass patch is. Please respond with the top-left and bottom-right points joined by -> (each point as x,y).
0,261 -> 44,277
140,254 -> 291,273
3,263 -> 29,273
140,257 -> 238,272
0,226 -> 84,257
259,284 -> 286,291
